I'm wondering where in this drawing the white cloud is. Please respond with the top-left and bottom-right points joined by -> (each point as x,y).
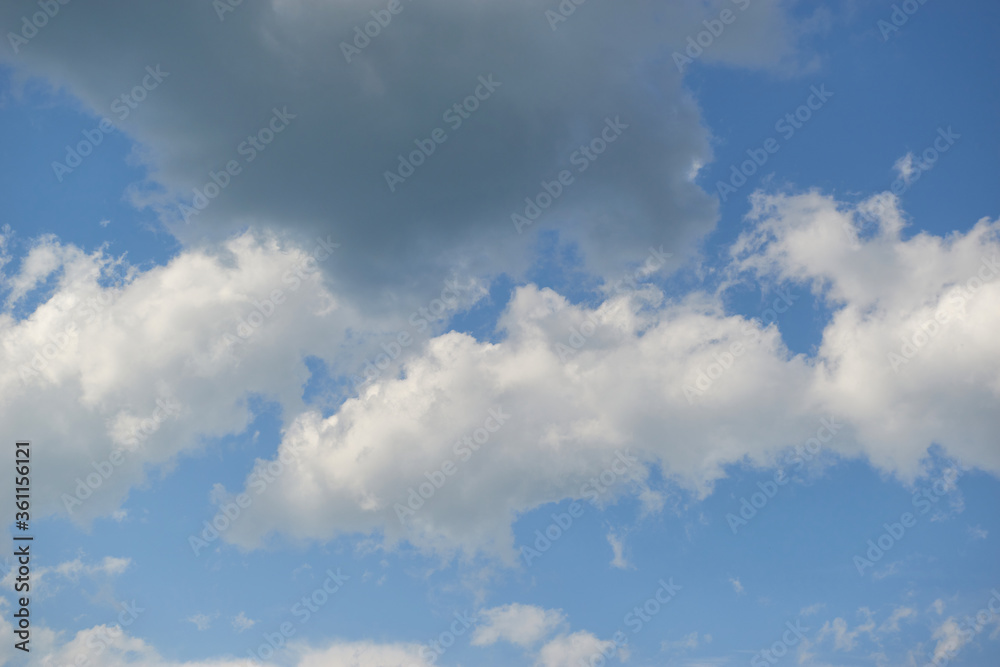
472,604 -> 565,647
232,612 -> 255,633
55,556 -> 131,579
800,603 -> 825,616
0,191 -> 997,565
186,613 -> 215,632
929,618 -> 969,665
218,191 -> 1000,560
1,555 -> 130,598
968,525 -> 988,540
0,604 -> 435,667
535,631 -> 617,667
607,531 -> 630,570
729,577 -> 745,595
662,631 -> 711,651
878,606 -> 915,633
817,608 -> 876,652
893,152 -> 918,186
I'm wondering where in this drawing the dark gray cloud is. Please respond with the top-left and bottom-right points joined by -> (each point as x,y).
0,0 -> 805,313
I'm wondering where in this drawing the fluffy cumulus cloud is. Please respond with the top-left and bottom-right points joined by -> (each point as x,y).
212,193 -> 997,560
732,191 -> 1000,478
534,630 -> 618,667
2,190 -> 999,563
472,603 -> 566,647
0,595 -> 433,666
0,230 -> 357,522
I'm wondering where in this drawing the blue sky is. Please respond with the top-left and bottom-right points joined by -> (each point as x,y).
0,1 -> 998,666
